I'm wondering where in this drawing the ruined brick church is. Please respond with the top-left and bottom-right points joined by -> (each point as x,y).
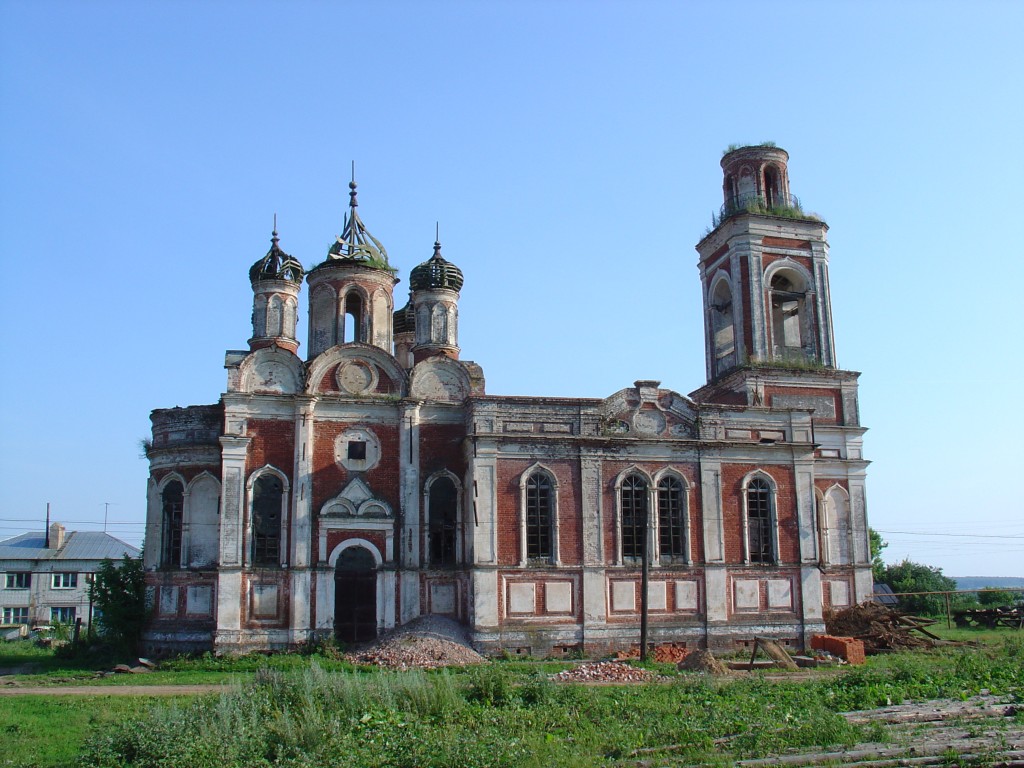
143,146 -> 872,657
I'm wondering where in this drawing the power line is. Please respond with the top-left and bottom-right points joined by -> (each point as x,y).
875,529 -> 1024,540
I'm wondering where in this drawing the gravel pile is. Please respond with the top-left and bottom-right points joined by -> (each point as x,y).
550,661 -> 657,683
344,616 -> 485,669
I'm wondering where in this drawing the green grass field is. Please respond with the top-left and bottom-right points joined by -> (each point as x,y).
1,627 -> 1020,768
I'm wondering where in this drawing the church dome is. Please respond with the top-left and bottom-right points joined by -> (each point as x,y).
393,298 -> 415,334
409,241 -> 464,292
318,180 -> 395,274
249,229 -> 304,284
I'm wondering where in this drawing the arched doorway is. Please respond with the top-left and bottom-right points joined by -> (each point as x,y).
334,546 -> 377,642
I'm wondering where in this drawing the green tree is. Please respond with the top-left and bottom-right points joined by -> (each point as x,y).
89,554 -> 147,650
868,527 -> 887,582
977,587 -> 1023,606
880,558 -> 956,616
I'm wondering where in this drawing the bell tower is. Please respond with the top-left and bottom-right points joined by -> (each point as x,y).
697,145 -> 837,383
248,225 -> 304,354
305,177 -> 398,359
408,238 -> 464,364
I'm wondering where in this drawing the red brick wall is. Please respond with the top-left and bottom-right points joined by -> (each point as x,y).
720,463 -> 798,564
310,421 -> 401,516
765,385 -> 842,424
762,236 -> 811,250
247,419 -> 295,477
762,253 -> 812,271
494,459 -> 582,566
599,461 -> 703,563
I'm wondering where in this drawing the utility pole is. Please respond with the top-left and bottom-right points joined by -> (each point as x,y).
640,495 -> 650,662
104,502 -> 110,532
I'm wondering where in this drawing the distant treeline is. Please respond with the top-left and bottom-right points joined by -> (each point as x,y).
953,577 -> 1024,591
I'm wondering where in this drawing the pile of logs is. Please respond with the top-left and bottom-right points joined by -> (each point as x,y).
825,602 -> 941,653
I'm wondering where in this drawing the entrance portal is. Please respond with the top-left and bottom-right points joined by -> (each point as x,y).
334,546 -> 377,642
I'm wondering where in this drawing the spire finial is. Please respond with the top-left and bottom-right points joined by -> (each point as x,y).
433,222 -> 442,260
272,213 -> 279,246
349,161 -> 357,209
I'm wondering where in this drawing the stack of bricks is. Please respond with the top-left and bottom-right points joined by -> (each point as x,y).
811,634 -> 866,665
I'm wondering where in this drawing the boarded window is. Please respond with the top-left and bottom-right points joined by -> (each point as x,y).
658,477 -> 686,559
525,473 -> 553,560
252,474 -> 283,566
747,478 -> 774,564
621,475 -> 647,559
162,480 -> 184,568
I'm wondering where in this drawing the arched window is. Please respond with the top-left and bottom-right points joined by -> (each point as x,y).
310,284 -> 336,355
657,476 -> 686,560
252,474 -> 283,566
711,279 -> 736,375
620,475 -> 648,559
822,487 -> 852,566
161,480 -> 184,568
428,476 -> 458,567
763,164 -> 782,208
344,291 -> 364,344
746,477 -> 774,564
267,295 -> 283,337
525,473 -> 553,560
252,295 -> 267,339
770,272 -> 805,360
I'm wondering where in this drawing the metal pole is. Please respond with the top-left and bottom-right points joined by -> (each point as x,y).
945,592 -> 952,629
640,496 -> 649,662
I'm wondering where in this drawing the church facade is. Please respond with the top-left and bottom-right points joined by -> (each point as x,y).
142,145 -> 872,657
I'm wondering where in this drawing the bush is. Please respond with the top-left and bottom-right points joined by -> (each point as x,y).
880,559 -> 957,615
977,587 -> 1023,606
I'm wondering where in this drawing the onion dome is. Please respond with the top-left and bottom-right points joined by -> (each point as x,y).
409,240 -> 464,292
322,179 -> 395,273
249,228 -> 304,284
393,297 -> 415,334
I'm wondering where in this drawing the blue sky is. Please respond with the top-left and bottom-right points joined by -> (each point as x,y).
1,1 -> 1022,577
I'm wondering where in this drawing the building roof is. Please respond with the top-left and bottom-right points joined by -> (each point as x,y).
0,531 -> 140,563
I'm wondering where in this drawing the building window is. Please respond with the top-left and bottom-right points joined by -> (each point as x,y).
710,279 -> 736,375
343,290 -> 364,343
50,606 -> 76,624
621,475 -> 648,559
746,477 -> 775,564
162,480 -> 184,568
428,476 -> 458,567
3,607 -> 29,625
525,473 -> 553,560
51,573 -> 78,589
252,473 -> 284,566
769,270 -> 810,363
5,572 -> 30,590
657,477 -> 687,560
347,440 -> 367,460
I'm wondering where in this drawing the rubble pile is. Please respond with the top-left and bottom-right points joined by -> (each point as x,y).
344,616 -> 485,669
614,644 -> 690,664
550,661 -> 658,683
825,602 -> 937,653
677,649 -> 728,675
